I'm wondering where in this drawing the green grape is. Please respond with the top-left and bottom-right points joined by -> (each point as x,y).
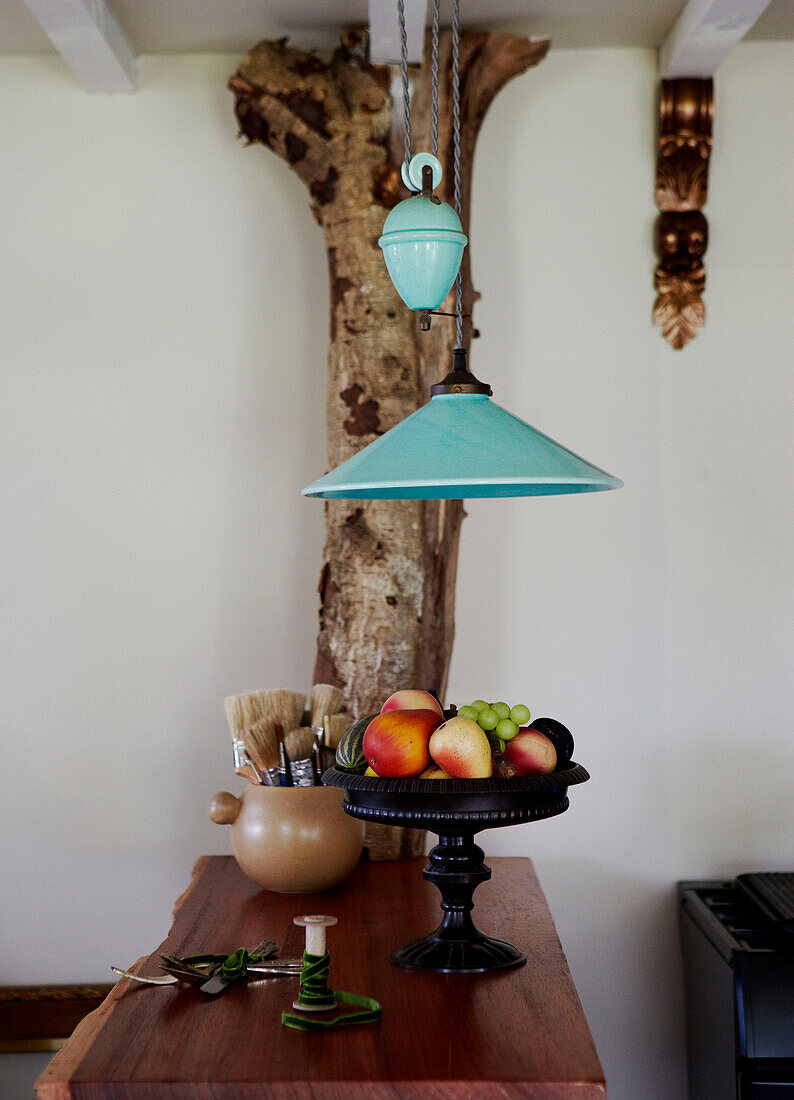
470,699 -> 489,714
492,702 -> 510,721
496,718 -> 518,741
478,708 -> 499,731
509,704 -> 530,726
457,705 -> 479,721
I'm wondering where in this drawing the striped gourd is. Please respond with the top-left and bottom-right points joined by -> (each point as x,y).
335,713 -> 378,773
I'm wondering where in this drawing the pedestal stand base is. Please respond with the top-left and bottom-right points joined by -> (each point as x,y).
323,762 -> 590,974
391,933 -> 525,973
390,833 -> 527,973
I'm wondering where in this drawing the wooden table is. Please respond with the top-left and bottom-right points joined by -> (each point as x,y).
37,855 -> 605,1098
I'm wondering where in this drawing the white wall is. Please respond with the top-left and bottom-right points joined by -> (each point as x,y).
0,44 -> 329,1028
454,41 -> 794,1100
1,44 -> 792,1100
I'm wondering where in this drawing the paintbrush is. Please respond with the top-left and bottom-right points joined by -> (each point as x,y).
224,689 -> 306,739
310,684 -> 344,728
241,716 -> 281,782
229,728 -> 259,784
311,731 -> 323,785
262,689 -> 306,730
247,757 -> 270,786
320,714 -> 332,769
284,726 -> 316,762
224,691 -> 269,735
325,714 -> 349,749
235,762 -> 262,785
276,723 -> 293,787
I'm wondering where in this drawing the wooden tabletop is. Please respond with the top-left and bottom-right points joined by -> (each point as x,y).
37,855 -> 604,1099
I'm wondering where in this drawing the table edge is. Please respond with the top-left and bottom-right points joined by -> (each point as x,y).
35,856 -> 210,1098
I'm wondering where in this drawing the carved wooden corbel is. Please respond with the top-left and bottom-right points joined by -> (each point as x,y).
653,78 -> 713,349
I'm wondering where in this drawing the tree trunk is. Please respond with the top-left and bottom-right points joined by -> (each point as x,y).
230,29 -> 548,859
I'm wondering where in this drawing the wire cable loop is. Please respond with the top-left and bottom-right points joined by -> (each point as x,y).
430,0 -> 440,156
397,0 -> 411,171
451,0 -> 463,347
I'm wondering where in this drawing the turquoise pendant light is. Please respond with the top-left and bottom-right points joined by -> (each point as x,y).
302,2 -> 622,504
302,351 -> 622,500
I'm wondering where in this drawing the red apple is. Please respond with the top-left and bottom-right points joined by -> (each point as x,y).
363,709 -> 442,777
504,729 -> 557,775
381,689 -> 444,718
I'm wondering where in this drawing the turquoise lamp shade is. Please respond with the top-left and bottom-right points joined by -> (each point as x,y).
302,391 -> 623,500
379,196 -> 467,311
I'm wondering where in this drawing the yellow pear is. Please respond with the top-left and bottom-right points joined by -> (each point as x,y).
429,717 -> 493,779
419,764 -> 452,779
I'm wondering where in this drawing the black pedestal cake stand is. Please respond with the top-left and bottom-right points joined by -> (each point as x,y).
323,763 -> 589,974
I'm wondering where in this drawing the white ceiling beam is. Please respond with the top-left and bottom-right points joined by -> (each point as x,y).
21,0 -> 136,93
659,0 -> 775,77
369,0 -> 429,65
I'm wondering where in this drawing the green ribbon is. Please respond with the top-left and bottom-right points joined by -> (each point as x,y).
179,947 -> 260,987
293,949 -> 336,1009
281,950 -> 381,1031
172,947 -> 381,1028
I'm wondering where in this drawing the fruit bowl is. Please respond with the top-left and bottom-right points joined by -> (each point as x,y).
322,762 -> 589,974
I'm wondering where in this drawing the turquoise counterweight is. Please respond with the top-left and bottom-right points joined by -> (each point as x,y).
379,193 -> 467,312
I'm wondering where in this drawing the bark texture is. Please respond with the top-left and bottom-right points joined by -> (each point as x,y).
230,29 -> 548,858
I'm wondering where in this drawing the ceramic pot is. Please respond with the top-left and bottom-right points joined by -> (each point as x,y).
209,785 -> 364,893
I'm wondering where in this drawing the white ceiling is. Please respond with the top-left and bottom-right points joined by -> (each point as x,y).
2,0 -> 793,55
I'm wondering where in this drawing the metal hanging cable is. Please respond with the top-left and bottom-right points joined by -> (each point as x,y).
451,0 -> 463,349
401,1 -> 440,168
430,0 -> 440,157
397,0 -> 411,172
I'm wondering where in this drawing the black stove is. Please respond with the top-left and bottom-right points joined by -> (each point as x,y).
679,876 -> 794,1099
